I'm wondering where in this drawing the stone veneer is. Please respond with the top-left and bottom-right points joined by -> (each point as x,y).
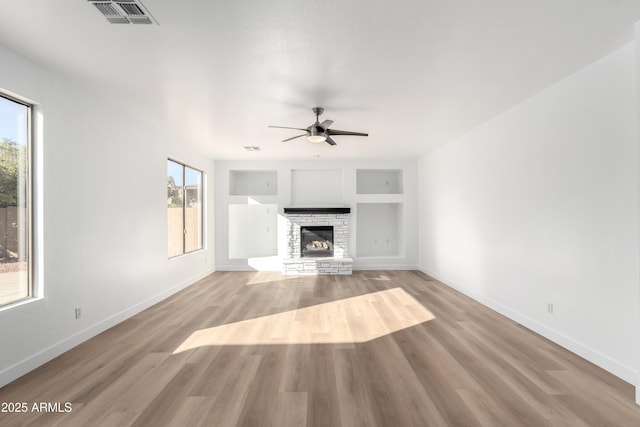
282,211 -> 353,275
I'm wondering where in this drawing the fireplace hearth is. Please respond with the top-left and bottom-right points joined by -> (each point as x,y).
301,226 -> 333,257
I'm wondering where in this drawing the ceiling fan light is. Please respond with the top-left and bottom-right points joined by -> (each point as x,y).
308,135 -> 326,143
308,126 -> 326,143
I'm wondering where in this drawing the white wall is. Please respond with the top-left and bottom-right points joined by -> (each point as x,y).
0,44 -> 216,387
419,42 -> 639,384
216,159 -> 418,271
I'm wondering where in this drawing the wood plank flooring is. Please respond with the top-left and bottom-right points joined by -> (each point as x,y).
1,270 -> 639,426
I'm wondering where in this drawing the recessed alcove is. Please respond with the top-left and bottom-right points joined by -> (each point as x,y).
229,170 -> 277,196
356,203 -> 402,257
356,169 -> 403,194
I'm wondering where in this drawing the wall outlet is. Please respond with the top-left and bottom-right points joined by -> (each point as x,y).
75,307 -> 82,319
547,302 -> 554,314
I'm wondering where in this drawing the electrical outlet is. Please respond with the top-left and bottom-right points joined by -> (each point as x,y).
75,307 -> 82,319
547,302 -> 554,314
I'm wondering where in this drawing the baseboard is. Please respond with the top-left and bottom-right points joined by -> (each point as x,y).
217,263 -> 419,272
418,266 -> 638,386
0,267 -> 216,388
352,264 -> 418,271
215,264 -> 259,271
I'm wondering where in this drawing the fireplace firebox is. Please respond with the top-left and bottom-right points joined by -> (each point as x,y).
301,226 -> 334,257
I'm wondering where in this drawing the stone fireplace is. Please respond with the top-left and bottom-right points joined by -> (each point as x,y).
282,207 -> 352,275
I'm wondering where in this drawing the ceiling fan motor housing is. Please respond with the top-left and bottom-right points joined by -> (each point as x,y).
308,125 -> 326,143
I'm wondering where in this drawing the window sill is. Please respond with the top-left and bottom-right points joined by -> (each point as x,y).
0,295 -> 43,313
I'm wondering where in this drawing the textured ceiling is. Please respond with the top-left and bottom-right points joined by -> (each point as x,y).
1,0 -> 640,160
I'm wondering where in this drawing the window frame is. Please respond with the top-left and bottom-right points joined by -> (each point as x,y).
167,158 -> 204,258
0,91 -> 33,308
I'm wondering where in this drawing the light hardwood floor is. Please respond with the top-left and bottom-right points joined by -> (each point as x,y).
1,271 -> 639,426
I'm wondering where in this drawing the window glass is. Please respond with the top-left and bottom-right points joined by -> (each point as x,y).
0,94 -> 31,307
184,166 -> 202,253
167,160 -> 203,257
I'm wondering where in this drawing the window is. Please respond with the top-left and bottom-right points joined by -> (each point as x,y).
167,159 -> 203,257
0,93 -> 32,307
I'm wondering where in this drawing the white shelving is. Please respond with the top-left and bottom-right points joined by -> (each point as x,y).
227,170 -> 278,259
355,169 -> 404,258
218,164 -> 414,266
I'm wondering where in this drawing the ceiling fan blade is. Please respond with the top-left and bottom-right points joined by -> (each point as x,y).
325,136 -> 337,146
327,129 -> 368,137
319,119 -> 333,129
282,134 -> 307,142
268,125 -> 307,131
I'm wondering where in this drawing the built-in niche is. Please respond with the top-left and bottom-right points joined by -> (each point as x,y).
356,169 -> 403,194
228,204 -> 278,258
356,202 -> 402,257
229,170 -> 277,196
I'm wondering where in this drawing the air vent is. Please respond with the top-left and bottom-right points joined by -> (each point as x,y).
107,16 -> 130,24
117,3 -> 144,16
243,146 -> 261,152
88,0 -> 157,25
129,16 -> 152,24
94,2 -> 120,16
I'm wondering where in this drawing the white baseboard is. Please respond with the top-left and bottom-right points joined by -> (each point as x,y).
0,268 -> 216,388
217,263 -> 419,272
418,266 -> 638,386
352,264 -> 418,271
215,264 -> 259,271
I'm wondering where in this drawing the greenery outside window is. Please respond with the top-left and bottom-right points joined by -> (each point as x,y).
167,159 -> 203,257
0,93 -> 32,307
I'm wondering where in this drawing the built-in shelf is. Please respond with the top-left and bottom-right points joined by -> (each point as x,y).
356,169 -> 403,195
229,170 -> 277,196
356,202 -> 402,257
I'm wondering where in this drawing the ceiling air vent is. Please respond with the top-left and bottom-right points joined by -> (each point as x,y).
129,16 -> 152,24
87,0 -> 157,25
117,3 -> 144,16
107,16 -> 131,24
93,2 -> 120,16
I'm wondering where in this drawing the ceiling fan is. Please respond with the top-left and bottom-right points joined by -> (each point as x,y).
269,107 -> 368,145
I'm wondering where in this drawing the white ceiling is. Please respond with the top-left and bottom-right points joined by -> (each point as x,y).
1,0 -> 640,160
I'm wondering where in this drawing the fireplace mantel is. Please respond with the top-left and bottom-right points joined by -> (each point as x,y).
284,207 -> 350,214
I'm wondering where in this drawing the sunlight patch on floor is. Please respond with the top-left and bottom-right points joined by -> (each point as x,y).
173,287 -> 435,353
